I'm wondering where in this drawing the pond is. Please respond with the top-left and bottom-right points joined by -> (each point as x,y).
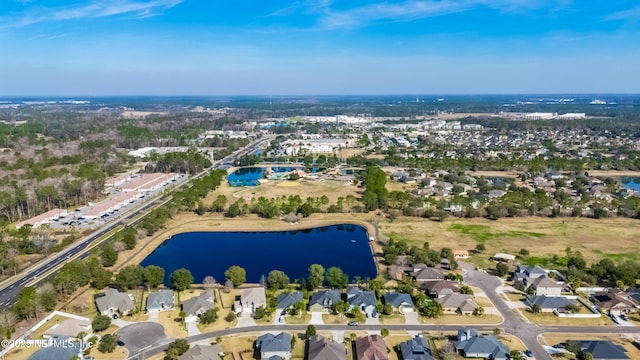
140,224 -> 377,285
621,177 -> 640,192
227,167 -> 264,186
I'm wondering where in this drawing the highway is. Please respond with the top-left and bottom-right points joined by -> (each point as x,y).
0,136 -> 272,310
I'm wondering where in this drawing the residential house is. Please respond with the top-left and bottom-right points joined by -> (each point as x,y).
236,287 -> 267,314
95,288 -> 135,318
491,253 -> 516,263
146,289 -> 175,312
28,337 -> 87,360
422,280 -> 461,299
182,292 -> 215,322
625,287 -> 640,303
346,287 -> 378,318
276,291 -> 303,315
456,329 -> 509,360
411,265 -> 445,284
513,265 -> 548,284
590,288 -> 639,316
399,335 -> 435,360
486,190 -> 507,199
453,250 -> 469,259
577,340 -> 629,360
307,335 -> 345,360
309,290 -> 341,313
525,296 -> 578,313
256,333 -> 292,360
383,292 -> 414,313
436,294 -> 478,315
43,318 -> 91,340
179,344 -> 223,360
527,276 -> 563,297
355,335 -> 388,360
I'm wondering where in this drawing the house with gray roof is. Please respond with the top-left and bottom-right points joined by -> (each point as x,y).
236,287 -> 266,314
525,296 -> 577,313
147,289 -> 175,312
383,292 -> 414,313
513,264 -> 548,284
399,335 -> 435,360
179,344 -> 223,360
182,291 -> 215,322
256,332 -> 291,360
276,291 -> 303,315
436,294 -> 478,315
527,276 -> 563,296
309,290 -> 341,313
456,329 -> 509,360
346,287 -> 377,318
577,340 -> 629,360
95,288 -> 135,318
307,334 -> 345,360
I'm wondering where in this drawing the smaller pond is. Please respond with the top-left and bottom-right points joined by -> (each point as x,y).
227,167 -> 264,186
621,177 -> 640,192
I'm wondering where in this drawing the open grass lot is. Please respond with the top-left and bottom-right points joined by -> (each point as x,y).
540,332 -> 640,359
91,346 -> 129,360
419,314 -> 502,325
219,334 -> 257,357
338,148 -> 366,159
284,311 -> 311,325
379,314 -> 406,324
156,309 -> 187,338
521,311 -> 611,326
377,216 -> 640,266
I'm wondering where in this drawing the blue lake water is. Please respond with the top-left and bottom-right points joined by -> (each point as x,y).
227,167 -> 264,186
140,224 -> 377,285
621,177 -> 640,191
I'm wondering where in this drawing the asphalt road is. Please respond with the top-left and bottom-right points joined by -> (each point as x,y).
0,136 -> 272,310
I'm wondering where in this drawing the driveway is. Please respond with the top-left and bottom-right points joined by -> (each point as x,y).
310,311 -> 324,325
147,311 -> 159,323
186,320 -> 201,336
405,312 -> 419,325
116,322 -> 168,356
236,311 -> 256,327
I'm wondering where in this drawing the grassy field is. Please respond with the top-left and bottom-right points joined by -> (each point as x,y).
377,216 -> 640,266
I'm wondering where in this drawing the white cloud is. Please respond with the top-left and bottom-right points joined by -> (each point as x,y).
2,0 -> 183,27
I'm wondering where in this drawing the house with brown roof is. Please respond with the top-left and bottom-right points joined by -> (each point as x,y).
411,265 -> 444,284
355,335 -> 388,360
179,344 -> 222,360
590,288 -> 639,316
422,280 -> 461,298
453,250 -> 469,259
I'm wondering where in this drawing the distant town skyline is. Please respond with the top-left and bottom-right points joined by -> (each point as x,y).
1,0 -> 639,95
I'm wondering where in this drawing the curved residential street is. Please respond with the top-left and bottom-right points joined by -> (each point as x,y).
125,262 -> 640,360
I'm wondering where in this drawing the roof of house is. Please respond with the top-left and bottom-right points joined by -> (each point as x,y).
456,330 -> 509,360
147,289 -> 174,309
179,344 -> 222,360
578,340 -> 629,359
529,276 -> 562,289
95,288 -> 134,314
307,334 -> 345,360
182,292 -> 214,316
347,290 -> 377,308
43,318 -> 90,338
492,253 -> 516,261
241,287 -> 266,305
412,266 -> 444,281
516,265 -> 547,277
421,280 -> 461,294
526,296 -> 576,309
276,291 -> 303,310
309,290 -> 341,308
591,288 -> 639,310
453,249 -> 469,256
355,335 -> 389,360
436,294 -> 477,311
399,335 -> 435,360
383,292 -> 414,309
256,333 -> 291,353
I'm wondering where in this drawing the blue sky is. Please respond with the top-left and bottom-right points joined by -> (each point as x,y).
1,0 -> 639,95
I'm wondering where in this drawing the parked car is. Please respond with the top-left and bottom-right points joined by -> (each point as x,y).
348,321 -> 358,326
